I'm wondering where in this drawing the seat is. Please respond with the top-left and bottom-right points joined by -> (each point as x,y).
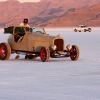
14,27 -> 25,42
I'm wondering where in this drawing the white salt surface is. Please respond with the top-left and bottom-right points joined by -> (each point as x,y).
0,27 -> 100,100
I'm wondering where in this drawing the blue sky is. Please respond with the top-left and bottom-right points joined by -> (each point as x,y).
0,0 -> 40,2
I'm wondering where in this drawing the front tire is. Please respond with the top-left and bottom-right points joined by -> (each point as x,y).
74,29 -> 77,32
40,46 -> 50,62
70,45 -> 79,61
0,42 -> 11,60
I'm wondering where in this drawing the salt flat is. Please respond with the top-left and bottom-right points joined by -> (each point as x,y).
0,28 -> 100,100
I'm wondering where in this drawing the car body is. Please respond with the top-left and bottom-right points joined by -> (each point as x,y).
0,26 -> 80,62
73,25 -> 91,32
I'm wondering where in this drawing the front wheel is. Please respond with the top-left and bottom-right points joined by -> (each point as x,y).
74,29 -> 77,32
70,45 -> 79,61
0,42 -> 11,60
40,46 -> 50,62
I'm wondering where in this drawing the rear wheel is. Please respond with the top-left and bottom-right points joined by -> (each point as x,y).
70,45 -> 79,61
0,42 -> 11,60
40,46 -> 50,62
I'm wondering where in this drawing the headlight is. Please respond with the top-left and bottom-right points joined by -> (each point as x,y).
50,45 -> 57,51
66,44 -> 72,50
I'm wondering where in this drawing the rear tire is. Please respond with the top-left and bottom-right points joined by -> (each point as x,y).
70,45 -> 79,61
0,42 -> 11,60
40,46 -> 50,62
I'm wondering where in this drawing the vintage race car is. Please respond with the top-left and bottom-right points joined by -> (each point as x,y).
73,25 -> 91,32
0,26 -> 80,62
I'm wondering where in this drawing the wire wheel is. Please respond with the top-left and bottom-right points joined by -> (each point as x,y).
0,42 -> 11,60
70,45 -> 79,61
40,46 -> 50,62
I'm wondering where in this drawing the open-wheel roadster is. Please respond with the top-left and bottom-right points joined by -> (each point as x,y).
0,26 -> 80,62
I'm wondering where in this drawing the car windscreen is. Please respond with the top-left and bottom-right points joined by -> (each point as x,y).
32,28 -> 44,33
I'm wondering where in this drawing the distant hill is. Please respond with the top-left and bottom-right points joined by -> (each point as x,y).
40,3 -> 100,27
0,0 -> 100,27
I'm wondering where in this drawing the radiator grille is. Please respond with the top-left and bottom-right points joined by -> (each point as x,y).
54,39 -> 64,51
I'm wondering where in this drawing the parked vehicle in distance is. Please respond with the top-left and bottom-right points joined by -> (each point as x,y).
0,26 -> 80,62
73,25 -> 91,32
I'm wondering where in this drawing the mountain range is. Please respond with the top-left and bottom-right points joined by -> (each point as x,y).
0,0 -> 100,27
